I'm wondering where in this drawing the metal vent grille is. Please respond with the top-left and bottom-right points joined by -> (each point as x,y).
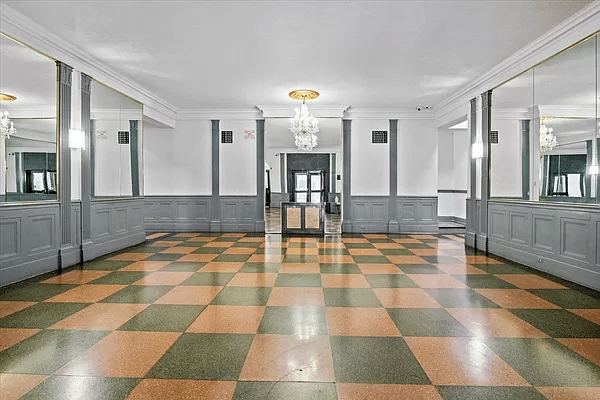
490,130 -> 499,144
118,131 -> 129,144
221,131 -> 233,144
372,131 -> 388,144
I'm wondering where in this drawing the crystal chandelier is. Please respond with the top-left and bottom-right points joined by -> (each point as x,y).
539,120 -> 557,153
289,89 -> 319,151
1,111 -> 16,139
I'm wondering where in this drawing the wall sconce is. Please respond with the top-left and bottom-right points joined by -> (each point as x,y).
69,129 -> 85,149
472,142 -> 483,159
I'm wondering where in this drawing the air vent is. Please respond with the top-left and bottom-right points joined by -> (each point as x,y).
118,131 -> 129,144
221,131 -> 233,144
490,130 -> 499,144
372,131 -> 388,144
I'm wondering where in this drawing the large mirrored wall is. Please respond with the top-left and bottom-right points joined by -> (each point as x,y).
91,80 -> 142,197
491,32 -> 599,204
0,34 -> 57,202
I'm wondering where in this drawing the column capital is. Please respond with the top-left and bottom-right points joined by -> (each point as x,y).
57,61 -> 73,86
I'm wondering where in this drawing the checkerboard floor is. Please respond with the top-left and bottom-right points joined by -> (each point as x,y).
1,232 -> 599,399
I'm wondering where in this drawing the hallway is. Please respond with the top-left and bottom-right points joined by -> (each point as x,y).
1,232 -> 599,399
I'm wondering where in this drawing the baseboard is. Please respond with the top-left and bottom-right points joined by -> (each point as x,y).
465,231 -> 476,248
0,253 -> 59,287
92,230 -> 146,259
59,244 -> 80,268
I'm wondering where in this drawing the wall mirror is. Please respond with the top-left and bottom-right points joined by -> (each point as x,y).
0,34 -> 57,203
91,80 -> 142,198
491,33 -> 599,204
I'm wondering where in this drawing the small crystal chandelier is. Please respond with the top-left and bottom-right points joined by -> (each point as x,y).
539,119 -> 558,153
289,89 -> 319,151
1,111 -> 16,139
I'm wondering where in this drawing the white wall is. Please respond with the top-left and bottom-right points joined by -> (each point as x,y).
219,120 -> 257,196
454,129 -> 469,219
438,129 -> 455,216
490,118 -> 522,197
398,119 -> 437,196
143,120 -> 212,195
351,119 -> 389,196
94,119 -> 132,197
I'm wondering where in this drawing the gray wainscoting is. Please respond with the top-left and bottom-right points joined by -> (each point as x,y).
486,200 -> 600,291
144,196 -> 263,233
347,196 -> 389,233
145,196 -> 212,232
397,196 -> 439,233
465,199 -> 481,248
0,203 -> 60,286
87,198 -> 145,261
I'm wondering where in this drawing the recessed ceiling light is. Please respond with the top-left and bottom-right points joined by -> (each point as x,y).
0,93 -> 17,101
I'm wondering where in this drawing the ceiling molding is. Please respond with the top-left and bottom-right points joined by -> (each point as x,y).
257,105 -> 350,118
1,3 -> 178,124
4,107 -> 56,119
434,1 -> 600,122
344,108 -> 435,120
177,109 -> 264,121
491,108 -> 532,121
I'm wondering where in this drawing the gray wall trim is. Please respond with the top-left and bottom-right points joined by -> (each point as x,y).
331,153 -> 337,201
255,120 -> 265,232
388,119 -> 399,233
521,119 -> 530,200
90,119 -> 96,197
57,62 -> 73,267
87,198 -> 145,261
468,98 -> 477,242
279,153 -> 287,197
479,90 -> 492,252
439,216 -> 466,225
438,189 -> 468,194
487,199 -> 600,292
397,196 -> 439,234
1,203 -> 60,287
129,120 -> 140,197
81,73 -> 92,250
342,119 -> 352,232
211,120 -> 221,232
220,196 -> 260,232
145,196 -> 212,232
349,196 -> 389,233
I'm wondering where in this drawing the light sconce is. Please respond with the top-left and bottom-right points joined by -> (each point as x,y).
472,142 -> 483,159
69,129 -> 85,149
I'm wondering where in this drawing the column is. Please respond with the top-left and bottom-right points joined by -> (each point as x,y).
80,73 -> 94,260
466,98 -> 477,248
129,120 -> 140,197
479,90 -> 492,252
341,119 -> 352,233
255,119 -> 265,232
388,119 -> 399,233
211,120 -> 221,232
521,120 -> 530,200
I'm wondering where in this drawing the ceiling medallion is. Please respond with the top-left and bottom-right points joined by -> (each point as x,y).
0,93 -> 17,102
289,89 -> 319,151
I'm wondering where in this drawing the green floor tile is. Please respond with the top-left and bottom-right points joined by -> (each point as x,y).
484,337 -> 600,387
386,308 -> 473,337
192,246 -> 227,254
233,382 -> 337,400
319,248 -> 350,255
160,262 -> 205,272
258,306 -> 328,335
365,274 -> 419,288
509,309 -> 600,338
144,253 -> 183,262
99,285 -> 173,304
0,330 -> 108,374
425,289 -> 500,308
367,238 -> 396,243
319,264 -> 361,274
0,283 -> 77,302
147,333 -> 253,380
324,288 -> 382,307
453,275 -> 518,289
239,262 -> 281,273
343,243 -> 375,249
89,271 -> 149,285
527,289 -> 600,309
330,336 -> 430,384
118,304 -> 204,332
397,265 -> 444,274
469,263 -> 526,274
0,302 -> 89,328
181,272 -> 234,286
378,248 -> 414,256
232,242 -> 261,248
125,246 -> 163,253
20,376 -> 138,400
400,243 -> 433,249
210,287 -> 272,305
420,256 -> 462,264
275,274 -> 322,287
82,260 -> 134,271
436,386 -> 545,400
351,255 -> 391,264
212,254 -> 252,262
283,255 -> 319,263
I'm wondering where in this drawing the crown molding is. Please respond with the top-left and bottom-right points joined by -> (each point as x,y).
344,108 -> 435,120
1,3 -> 178,124
177,109 -> 264,121
491,108 -> 532,121
256,105 -> 350,118
434,1 -> 600,122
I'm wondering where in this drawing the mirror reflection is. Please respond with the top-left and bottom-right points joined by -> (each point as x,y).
1,34 -> 57,202
91,80 -> 143,197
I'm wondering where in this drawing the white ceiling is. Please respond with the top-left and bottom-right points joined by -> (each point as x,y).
2,0 -> 593,111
